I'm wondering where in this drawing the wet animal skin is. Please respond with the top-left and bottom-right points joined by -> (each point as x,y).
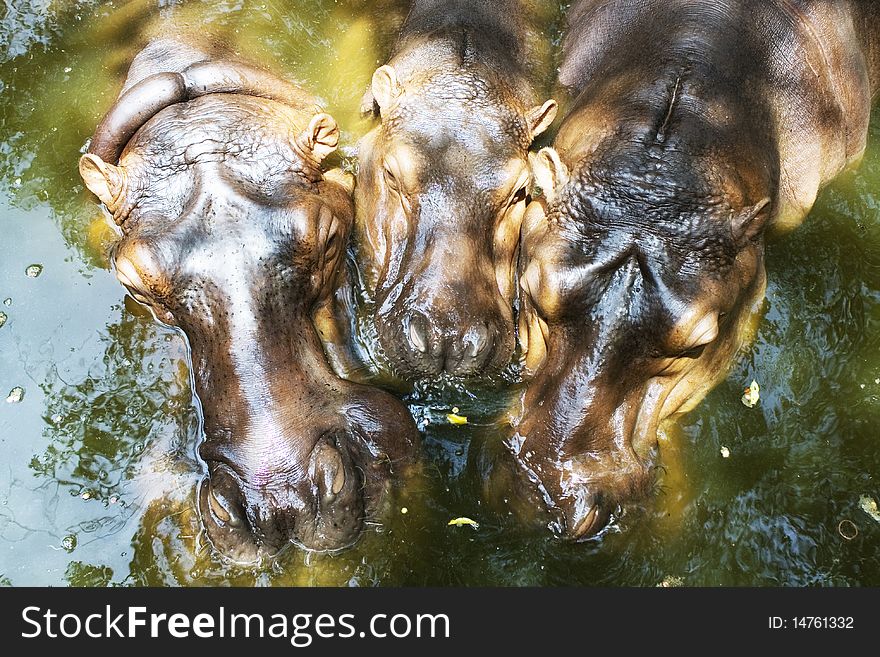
489,0 -> 880,539
79,39 -> 419,563
355,0 -> 558,379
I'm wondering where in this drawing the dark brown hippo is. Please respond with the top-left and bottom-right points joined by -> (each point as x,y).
489,0 -> 880,538
355,0 -> 559,379
79,39 -> 419,563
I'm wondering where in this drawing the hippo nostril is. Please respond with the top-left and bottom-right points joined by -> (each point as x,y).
208,490 -> 232,524
407,316 -> 429,354
332,460 -> 346,496
312,441 -> 346,504
569,505 -> 600,540
467,323 -> 492,359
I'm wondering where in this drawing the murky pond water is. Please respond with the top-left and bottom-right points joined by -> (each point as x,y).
1,0 -> 879,587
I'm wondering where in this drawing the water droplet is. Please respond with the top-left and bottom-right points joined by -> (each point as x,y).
0,312 -> 6,329
61,535 -> 77,552
5,387 -> 24,403
25,264 -> 43,278
3,298 -> 11,306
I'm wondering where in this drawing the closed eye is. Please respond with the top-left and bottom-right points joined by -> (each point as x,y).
383,164 -> 399,191
675,344 -> 706,359
383,165 -> 412,213
650,343 -> 707,360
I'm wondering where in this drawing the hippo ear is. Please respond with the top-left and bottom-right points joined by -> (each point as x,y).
527,99 -> 558,140
79,153 -> 125,209
299,113 -> 340,163
731,197 -> 772,244
530,147 -> 569,202
371,65 -> 401,115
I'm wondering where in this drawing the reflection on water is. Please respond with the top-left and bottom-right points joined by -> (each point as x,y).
0,0 -> 878,586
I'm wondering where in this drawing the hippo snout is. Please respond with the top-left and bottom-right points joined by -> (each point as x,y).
399,309 -> 500,376
198,433 -> 366,563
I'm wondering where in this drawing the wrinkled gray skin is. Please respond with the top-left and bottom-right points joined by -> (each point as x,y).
79,39 -> 419,563
356,0 -> 558,378
490,0 -> 880,538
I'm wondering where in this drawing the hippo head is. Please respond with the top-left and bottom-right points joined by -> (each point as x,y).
356,64 -> 557,378
80,60 -> 418,562
493,137 -> 771,539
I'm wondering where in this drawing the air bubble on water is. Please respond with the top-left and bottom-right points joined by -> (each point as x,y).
99,469 -> 108,480
80,490 -> 91,500
63,66 -> 72,73
25,264 -> 43,278
5,387 -> 24,403
13,178 -> 20,187
61,535 -> 77,552
51,414 -> 62,424
2,298 -> 10,307
0,312 -> 6,329
109,495 -> 118,505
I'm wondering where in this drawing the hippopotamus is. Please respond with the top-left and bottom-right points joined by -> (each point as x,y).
355,0 -> 559,378
490,0 -> 880,538
78,38 -> 419,562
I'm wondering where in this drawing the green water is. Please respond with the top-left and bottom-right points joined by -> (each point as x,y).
1,0 -> 879,587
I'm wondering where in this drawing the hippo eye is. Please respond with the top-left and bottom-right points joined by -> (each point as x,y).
676,344 -> 706,359
383,165 -> 412,213
383,164 -> 400,191
511,185 -> 528,206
